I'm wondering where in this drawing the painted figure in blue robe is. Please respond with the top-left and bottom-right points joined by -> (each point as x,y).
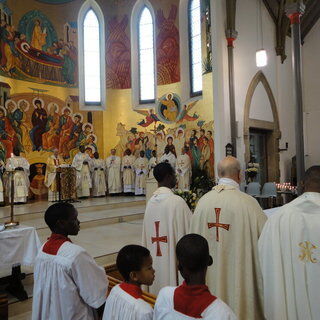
30,100 -> 48,151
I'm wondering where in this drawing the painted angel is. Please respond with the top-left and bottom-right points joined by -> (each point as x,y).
177,101 -> 199,123
136,109 -> 160,127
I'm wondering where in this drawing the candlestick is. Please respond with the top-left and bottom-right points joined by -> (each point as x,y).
5,170 -> 19,228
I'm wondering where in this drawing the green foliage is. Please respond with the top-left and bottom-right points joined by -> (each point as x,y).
191,168 -> 215,198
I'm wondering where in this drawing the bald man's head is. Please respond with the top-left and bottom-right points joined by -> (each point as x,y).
303,166 -> 320,193
218,156 -> 241,183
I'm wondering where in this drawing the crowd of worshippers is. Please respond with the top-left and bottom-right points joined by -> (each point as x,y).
0,144 -> 193,204
31,158 -> 320,320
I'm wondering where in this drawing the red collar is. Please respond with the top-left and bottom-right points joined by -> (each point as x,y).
42,233 -> 72,256
119,282 -> 143,299
174,281 -> 217,318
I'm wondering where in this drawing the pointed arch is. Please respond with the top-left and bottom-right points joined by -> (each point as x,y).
131,0 -> 157,109
78,0 -> 106,110
243,71 -> 281,181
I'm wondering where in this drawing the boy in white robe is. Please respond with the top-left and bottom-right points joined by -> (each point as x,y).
259,166 -> 320,320
122,149 -> 136,194
176,147 -> 192,191
5,149 -> 30,203
32,202 -> 108,320
106,149 -> 122,194
103,245 -> 154,320
154,234 -> 237,320
91,152 -> 107,197
160,146 -> 177,170
190,156 -> 266,320
72,146 -> 92,198
142,162 -> 192,295
134,150 -> 148,195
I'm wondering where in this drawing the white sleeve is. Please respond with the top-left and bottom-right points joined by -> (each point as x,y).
204,299 -> 238,320
71,250 -> 108,308
154,288 -> 173,320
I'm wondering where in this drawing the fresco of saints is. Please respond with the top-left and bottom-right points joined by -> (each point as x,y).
30,164 -> 48,199
31,19 -> 47,51
18,100 -> 33,153
200,137 -> 211,174
58,107 -> 73,157
207,130 -> 215,178
188,129 -> 201,169
66,114 -> 83,152
0,107 -> 15,158
30,99 -> 48,151
159,93 -> 178,122
42,103 -> 60,151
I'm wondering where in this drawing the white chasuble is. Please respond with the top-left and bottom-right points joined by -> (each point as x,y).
259,192 -> 320,320
91,159 -> 107,197
154,286 -> 237,320
5,156 -> 30,203
122,155 -> 135,193
44,155 -> 64,202
142,187 -> 192,295
32,239 -> 108,320
190,183 -> 266,320
134,157 -> 148,195
106,155 -> 122,194
103,283 -> 153,320
176,154 -> 192,191
72,152 -> 92,197
160,152 -> 176,170
148,156 -> 157,179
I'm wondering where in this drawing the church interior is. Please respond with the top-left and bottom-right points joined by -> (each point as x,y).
0,0 -> 319,319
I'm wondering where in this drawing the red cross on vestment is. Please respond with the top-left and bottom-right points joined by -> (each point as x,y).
208,208 -> 230,242
151,221 -> 168,256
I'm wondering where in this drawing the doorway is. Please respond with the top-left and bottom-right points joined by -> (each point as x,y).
249,129 -> 269,185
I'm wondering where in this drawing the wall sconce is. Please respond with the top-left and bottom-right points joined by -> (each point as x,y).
279,142 -> 289,152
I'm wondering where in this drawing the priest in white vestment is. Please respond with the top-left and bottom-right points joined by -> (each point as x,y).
44,149 -> 64,201
5,150 -> 30,203
122,149 -> 136,194
103,245 -> 154,320
176,147 -> 192,191
134,151 -> 148,195
91,152 -> 107,197
148,150 -> 157,179
72,146 -> 92,198
154,234 -> 237,320
142,162 -> 192,295
190,156 -> 266,320
106,149 -> 122,194
32,202 -> 108,320
160,146 -> 177,170
259,166 -> 320,320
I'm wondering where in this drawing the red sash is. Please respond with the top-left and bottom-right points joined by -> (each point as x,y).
174,281 -> 217,318
42,233 -> 72,255
119,282 -> 143,299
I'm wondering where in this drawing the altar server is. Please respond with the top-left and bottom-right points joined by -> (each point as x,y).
72,145 -> 92,198
154,234 -> 237,320
259,166 -> 320,320
142,162 -> 192,295
103,245 -> 154,320
160,146 -> 176,170
176,147 -> 192,191
91,152 -> 107,197
106,148 -> 122,194
44,149 -> 64,201
122,149 -> 135,194
5,149 -> 30,203
32,203 -> 108,320
134,151 -> 148,195
190,156 -> 266,320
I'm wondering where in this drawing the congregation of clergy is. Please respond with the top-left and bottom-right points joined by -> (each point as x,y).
31,156 -> 320,320
0,143 -> 191,204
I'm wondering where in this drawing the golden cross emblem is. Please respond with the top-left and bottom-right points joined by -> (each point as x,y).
299,241 -> 317,263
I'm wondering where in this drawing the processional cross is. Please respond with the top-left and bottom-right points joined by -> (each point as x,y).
208,208 -> 230,242
151,221 -> 168,256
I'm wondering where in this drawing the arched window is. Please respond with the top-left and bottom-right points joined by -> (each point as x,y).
188,0 -> 202,96
78,0 -> 106,110
131,0 -> 156,108
138,7 -> 155,103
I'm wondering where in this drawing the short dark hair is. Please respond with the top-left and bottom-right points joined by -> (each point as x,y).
13,148 -> 20,156
34,99 -> 42,106
176,234 -> 211,272
79,145 -> 85,153
44,203 -> 76,231
153,162 -> 174,183
116,245 -> 150,281
94,152 -> 99,159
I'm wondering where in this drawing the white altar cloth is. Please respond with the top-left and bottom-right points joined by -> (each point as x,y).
0,225 -> 41,270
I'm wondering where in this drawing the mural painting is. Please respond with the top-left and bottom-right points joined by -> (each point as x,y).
0,2 -> 78,87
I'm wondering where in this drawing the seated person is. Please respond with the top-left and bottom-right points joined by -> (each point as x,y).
32,203 -> 108,320
153,234 -> 237,320
103,245 -> 155,320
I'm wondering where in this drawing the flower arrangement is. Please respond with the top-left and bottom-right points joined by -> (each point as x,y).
175,190 -> 198,212
245,162 -> 260,182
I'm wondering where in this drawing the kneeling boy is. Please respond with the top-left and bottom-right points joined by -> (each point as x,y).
103,245 -> 155,320
154,234 -> 237,319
